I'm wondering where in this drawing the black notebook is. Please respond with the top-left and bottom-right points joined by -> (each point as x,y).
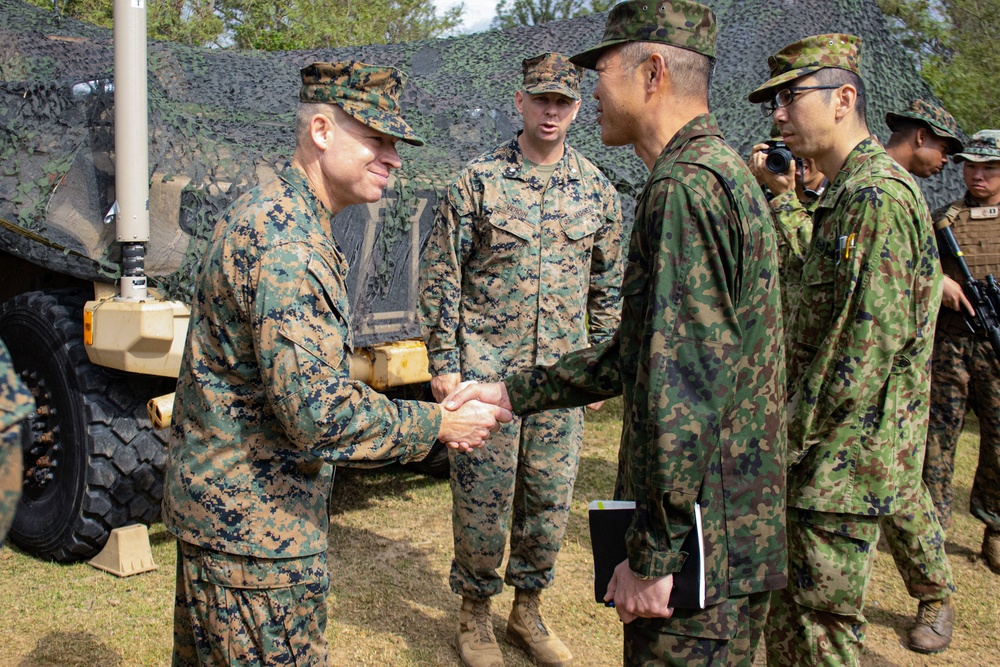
588,500 -> 706,609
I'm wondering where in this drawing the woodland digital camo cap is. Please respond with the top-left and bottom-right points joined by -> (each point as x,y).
569,0 -> 717,70
886,99 -> 963,154
299,61 -> 425,146
748,33 -> 862,104
952,130 -> 1000,164
522,53 -> 583,100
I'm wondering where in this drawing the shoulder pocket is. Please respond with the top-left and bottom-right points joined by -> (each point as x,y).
278,251 -> 352,369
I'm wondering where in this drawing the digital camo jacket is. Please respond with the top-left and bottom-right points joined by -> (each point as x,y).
1,339 -> 32,540
786,138 -> 942,516
419,136 -> 623,381
504,115 -> 787,605
163,163 -> 441,559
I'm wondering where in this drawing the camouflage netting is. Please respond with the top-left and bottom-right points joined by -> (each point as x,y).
0,0 -> 966,347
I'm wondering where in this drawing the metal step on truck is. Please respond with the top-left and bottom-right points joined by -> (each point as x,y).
0,0 -> 961,562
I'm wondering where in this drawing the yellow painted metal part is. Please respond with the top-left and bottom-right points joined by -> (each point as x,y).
84,294 -> 190,377
349,339 -> 431,392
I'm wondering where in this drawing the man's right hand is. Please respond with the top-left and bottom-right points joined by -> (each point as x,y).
941,275 -> 976,316
444,381 -> 513,413
749,143 -> 795,196
431,372 -> 462,403
437,399 -> 512,452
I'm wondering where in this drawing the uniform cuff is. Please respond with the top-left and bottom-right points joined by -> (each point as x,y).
628,548 -> 687,579
428,350 -> 461,376
393,400 -> 443,464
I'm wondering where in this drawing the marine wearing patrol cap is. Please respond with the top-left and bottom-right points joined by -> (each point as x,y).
299,61 -> 425,146
953,129 -> 1000,163
569,0 -> 717,70
748,33 -> 861,104
522,52 -> 583,100
886,99 -> 963,155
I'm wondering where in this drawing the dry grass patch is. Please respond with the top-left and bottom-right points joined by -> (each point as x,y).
1,399 -> 998,665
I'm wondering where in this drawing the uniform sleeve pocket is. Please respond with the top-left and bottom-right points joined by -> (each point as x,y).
277,253 -> 351,371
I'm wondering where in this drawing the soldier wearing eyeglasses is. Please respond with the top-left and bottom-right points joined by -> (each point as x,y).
749,35 -> 943,666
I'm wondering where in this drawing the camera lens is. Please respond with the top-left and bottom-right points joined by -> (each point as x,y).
765,147 -> 794,174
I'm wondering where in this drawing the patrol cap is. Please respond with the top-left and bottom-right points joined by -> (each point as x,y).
748,33 -> 861,104
952,129 -> 1000,164
522,53 -> 583,100
569,0 -> 717,71
885,99 -> 963,155
299,61 -> 425,146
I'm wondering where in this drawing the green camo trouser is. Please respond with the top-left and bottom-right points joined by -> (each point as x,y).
622,592 -> 770,666
879,414 -> 955,601
449,407 -> 584,598
173,541 -> 330,667
924,331 -> 1000,532
765,509 -> 879,667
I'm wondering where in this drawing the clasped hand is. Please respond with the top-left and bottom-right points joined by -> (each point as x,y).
435,378 -> 514,452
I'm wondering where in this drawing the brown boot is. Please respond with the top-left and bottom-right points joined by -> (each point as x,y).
907,597 -> 954,654
983,528 -> 1000,574
456,597 -> 504,667
507,589 -> 572,667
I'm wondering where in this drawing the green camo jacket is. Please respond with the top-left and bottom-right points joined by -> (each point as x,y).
505,114 -> 787,604
419,136 -> 622,381
163,163 -> 441,559
786,138 -> 942,515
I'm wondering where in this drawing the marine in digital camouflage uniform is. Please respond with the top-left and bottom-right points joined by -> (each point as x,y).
878,98 -> 962,654
419,52 -> 623,667
0,338 -> 33,543
163,61 -> 510,667
447,3 -> 788,664
923,130 -> 1000,574
749,35 -> 944,666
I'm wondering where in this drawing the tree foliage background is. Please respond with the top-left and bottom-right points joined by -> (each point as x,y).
27,0 -> 464,49
491,0 -> 615,29
877,0 -> 999,132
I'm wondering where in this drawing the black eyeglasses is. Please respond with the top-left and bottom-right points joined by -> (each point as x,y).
760,85 -> 842,117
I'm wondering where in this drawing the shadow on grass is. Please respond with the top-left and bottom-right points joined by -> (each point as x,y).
327,465 -> 446,515
19,631 -> 121,666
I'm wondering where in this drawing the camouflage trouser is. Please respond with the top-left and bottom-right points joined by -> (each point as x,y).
924,331 -> 1000,532
449,407 -> 583,598
623,592 -> 769,667
765,509 -> 879,667
173,541 -> 330,667
879,416 -> 955,601
0,424 -> 23,543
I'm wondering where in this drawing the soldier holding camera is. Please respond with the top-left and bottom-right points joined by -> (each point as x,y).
749,139 -> 827,351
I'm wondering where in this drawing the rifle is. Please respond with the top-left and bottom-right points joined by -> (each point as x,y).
936,226 -> 1000,362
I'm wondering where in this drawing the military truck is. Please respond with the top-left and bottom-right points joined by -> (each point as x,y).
0,0 -> 962,562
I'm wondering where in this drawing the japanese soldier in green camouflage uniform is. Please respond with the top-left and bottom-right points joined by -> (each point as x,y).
419,52 -> 623,667
162,61 -> 512,667
877,98 -> 964,655
924,130 -> 1000,574
0,338 -> 33,542
749,35 -> 944,666
446,2 -> 788,664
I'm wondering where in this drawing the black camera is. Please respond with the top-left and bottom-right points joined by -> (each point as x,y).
763,140 -> 795,174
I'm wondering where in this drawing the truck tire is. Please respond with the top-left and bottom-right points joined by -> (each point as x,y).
0,289 -> 174,562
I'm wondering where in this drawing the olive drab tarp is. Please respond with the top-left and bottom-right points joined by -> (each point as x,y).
0,0 -> 965,347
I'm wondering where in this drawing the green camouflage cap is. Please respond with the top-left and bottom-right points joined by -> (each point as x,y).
299,61 -> 425,146
569,0 -> 717,70
748,33 -> 861,104
522,52 -> 583,100
953,129 -> 1000,164
886,99 -> 963,154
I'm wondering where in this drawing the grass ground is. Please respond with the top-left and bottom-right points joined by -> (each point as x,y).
1,399 -> 998,666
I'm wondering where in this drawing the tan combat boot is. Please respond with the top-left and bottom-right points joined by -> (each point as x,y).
983,528 -> 1000,574
456,596 -> 504,667
907,597 -> 954,654
507,589 -> 573,667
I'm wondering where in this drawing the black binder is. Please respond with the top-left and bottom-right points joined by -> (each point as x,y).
588,500 -> 705,609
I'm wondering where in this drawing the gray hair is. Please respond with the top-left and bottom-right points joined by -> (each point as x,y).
618,41 -> 713,101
